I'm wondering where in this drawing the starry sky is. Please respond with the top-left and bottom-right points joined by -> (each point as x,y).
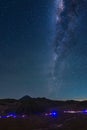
0,0 -> 87,100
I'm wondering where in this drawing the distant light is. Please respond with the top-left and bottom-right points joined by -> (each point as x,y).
45,113 -> 48,116
82,110 -> 87,113
22,115 -> 25,118
52,112 -> 56,116
45,112 -> 57,117
22,115 -> 26,118
51,111 -> 57,117
64,110 -> 83,114
7,113 -> 17,118
6,115 -> 10,118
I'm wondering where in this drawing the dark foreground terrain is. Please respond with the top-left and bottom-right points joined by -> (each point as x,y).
0,96 -> 87,130
0,113 -> 87,130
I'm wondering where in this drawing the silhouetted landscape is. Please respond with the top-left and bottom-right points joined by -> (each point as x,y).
0,95 -> 87,115
0,96 -> 87,130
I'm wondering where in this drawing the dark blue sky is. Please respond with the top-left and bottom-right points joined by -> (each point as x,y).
0,0 -> 56,99
0,0 -> 87,100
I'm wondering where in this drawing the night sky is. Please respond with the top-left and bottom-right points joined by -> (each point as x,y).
0,0 -> 87,100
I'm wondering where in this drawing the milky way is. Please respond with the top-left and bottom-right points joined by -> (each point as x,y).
48,0 -> 87,99
0,0 -> 87,99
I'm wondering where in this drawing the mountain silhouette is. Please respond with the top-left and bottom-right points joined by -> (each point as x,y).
19,95 -> 32,101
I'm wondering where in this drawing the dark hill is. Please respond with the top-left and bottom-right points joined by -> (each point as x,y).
0,96 -> 87,115
19,95 -> 32,101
